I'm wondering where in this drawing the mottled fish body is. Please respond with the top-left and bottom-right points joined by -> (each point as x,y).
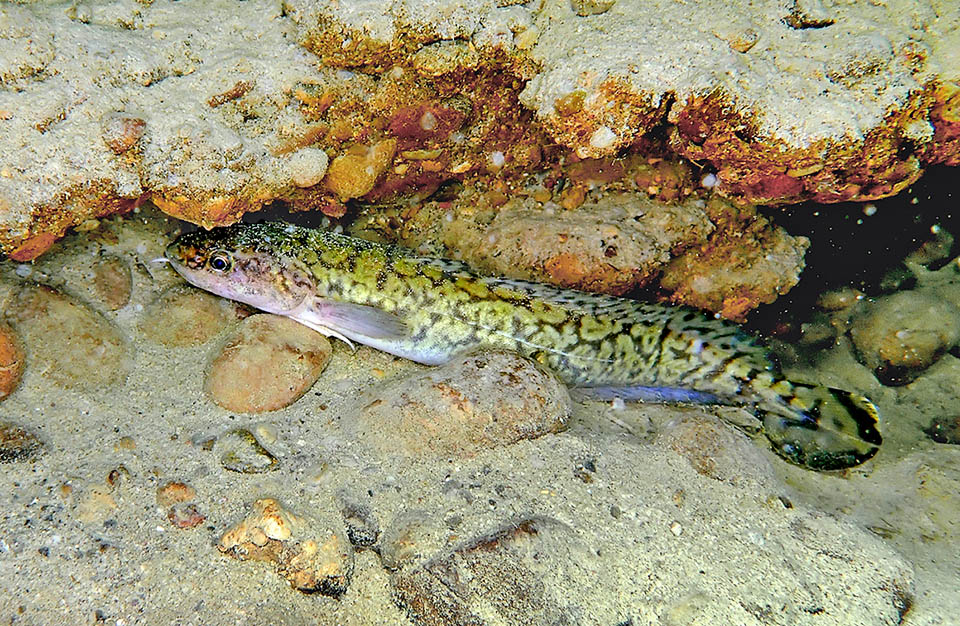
166,222 -> 882,470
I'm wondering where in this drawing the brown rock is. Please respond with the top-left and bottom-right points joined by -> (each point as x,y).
352,350 -> 570,459
0,323 -> 25,400
219,498 -> 354,597
205,314 -> 332,413
5,285 -> 129,390
141,285 -> 239,347
156,481 -> 197,507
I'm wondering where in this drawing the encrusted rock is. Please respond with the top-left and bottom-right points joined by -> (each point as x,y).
351,350 -> 570,459
849,292 -> 960,385
396,191 -> 714,297
219,497 -> 354,597
660,200 -> 810,320
325,138 -> 397,200
5,284 -> 129,390
1,0 -> 957,258
205,314 -> 332,413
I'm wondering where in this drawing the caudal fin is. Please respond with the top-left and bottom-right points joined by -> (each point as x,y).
760,384 -> 882,471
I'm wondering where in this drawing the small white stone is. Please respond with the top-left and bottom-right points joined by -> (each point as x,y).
15,264 -> 32,278
419,111 -> 438,131
701,173 -> 718,188
287,148 -> 329,188
489,151 -> 505,167
589,125 -> 617,150
670,521 -> 683,536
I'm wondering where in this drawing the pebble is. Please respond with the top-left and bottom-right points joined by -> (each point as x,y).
285,147 -> 329,188
100,112 -> 146,154
205,314 -> 332,413
168,502 -> 206,529
352,350 -> 571,459
571,0 -> 616,16
218,498 -> 354,597
0,323 -> 25,400
6,285 -> 129,390
140,286 -> 239,347
0,420 -> 44,463
215,427 -> 280,474
156,481 -> 197,507
850,292 -> 960,385
91,254 -> 132,310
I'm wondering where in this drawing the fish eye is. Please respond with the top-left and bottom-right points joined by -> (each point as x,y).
208,252 -> 232,272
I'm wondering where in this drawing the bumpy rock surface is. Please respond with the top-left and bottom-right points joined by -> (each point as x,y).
0,0 -> 957,261
219,497 -> 354,597
379,191 -> 807,317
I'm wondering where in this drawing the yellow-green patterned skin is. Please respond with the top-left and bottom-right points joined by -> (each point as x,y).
166,222 -> 882,471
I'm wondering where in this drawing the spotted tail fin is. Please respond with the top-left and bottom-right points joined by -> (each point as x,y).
760,383 -> 882,471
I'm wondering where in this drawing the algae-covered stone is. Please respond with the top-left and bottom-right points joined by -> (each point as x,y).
352,349 -> 570,459
0,420 -> 44,463
205,314 -> 332,413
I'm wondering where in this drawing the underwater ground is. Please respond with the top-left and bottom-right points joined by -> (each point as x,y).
0,0 -> 958,624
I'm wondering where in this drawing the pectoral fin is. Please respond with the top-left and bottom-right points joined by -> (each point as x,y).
284,297 -> 409,350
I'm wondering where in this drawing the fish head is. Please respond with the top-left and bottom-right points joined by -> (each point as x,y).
165,225 -> 315,315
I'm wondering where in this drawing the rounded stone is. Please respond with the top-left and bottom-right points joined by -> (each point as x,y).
205,314 -> 332,413
286,147 -> 329,188
5,285 -> 129,390
352,349 -> 571,458
850,291 -> 960,385
141,285 -> 239,347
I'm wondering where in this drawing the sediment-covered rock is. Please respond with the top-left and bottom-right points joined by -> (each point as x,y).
350,350 -> 571,459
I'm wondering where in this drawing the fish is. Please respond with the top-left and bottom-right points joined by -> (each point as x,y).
165,221 -> 882,471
